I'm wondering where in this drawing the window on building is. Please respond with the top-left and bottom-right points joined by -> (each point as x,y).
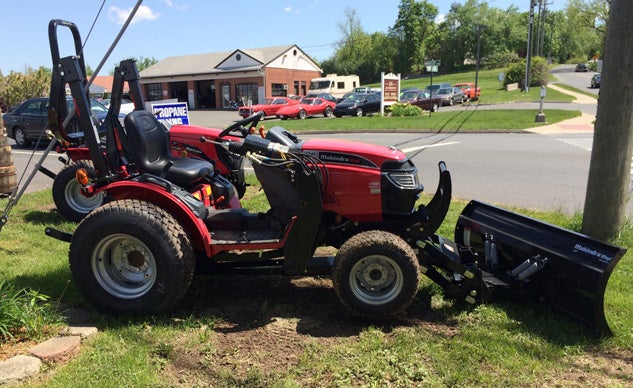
293,81 -> 299,96
271,83 -> 287,96
235,83 -> 258,105
147,83 -> 163,101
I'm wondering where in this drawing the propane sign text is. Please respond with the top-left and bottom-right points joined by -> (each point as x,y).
152,102 -> 189,126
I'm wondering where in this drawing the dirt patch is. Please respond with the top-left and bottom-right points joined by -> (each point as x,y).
154,274 -> 462,386
542,350 -> 633,387
0,339 -> 39,362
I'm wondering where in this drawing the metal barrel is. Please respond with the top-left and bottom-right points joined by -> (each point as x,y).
455,200 -> 626,336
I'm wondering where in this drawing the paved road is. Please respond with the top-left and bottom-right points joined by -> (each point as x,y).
550,64 -> 600,96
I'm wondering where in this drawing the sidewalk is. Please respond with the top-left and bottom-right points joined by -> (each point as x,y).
526,83 -> 596,134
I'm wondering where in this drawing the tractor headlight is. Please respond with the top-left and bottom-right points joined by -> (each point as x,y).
385,172 -> 420,189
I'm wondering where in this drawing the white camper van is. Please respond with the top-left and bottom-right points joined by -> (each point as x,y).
308,74 -> 360,98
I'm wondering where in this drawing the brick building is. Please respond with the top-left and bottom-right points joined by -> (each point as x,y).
138,44 -> 322,110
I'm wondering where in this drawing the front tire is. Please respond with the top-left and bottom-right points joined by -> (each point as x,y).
69,200 -> 195,314
332,230 -> 420,316
298,110 -> 307,120
13,127 -> 30,148
355,108 -> 363,117
324,106 -> 333,117
53,161 -> 105,222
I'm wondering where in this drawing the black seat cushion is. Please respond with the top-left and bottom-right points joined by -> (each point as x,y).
124,110 -> 213,187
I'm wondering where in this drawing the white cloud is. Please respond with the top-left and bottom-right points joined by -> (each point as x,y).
164,0 -> 187,11
108,5 -> 160,25
283,6 -> 301,14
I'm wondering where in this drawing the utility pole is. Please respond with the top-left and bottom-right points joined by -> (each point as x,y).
535,0 -> 543,56
475,25 -> 482,98
525,0 -> 536,92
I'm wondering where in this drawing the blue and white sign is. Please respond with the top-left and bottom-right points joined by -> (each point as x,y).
151,102 -> 189,127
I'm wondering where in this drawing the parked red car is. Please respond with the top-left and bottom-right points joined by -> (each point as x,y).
275,97 -> 336,120
399,89 -> 442,112
237,96 -> 298,119
454,82 -> 481,101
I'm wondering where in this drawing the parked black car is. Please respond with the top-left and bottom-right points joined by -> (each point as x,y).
590,73 -> 601,88
333,92 -> 381,117
305,92 -> 338,104
3,97 -> 121,147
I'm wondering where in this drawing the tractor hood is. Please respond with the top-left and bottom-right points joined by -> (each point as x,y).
300,138 -> 408,169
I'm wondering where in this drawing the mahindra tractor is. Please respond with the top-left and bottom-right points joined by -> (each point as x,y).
43,19 -> 625,336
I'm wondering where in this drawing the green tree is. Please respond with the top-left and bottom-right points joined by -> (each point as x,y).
389,0 -> 438,74
109,56 -> 159,75
0,66 -> 51,110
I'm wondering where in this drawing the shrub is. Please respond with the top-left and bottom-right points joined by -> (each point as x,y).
503,56 -> 549,89
389,102 -> 423,117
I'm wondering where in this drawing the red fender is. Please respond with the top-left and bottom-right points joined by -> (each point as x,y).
104,180 -> 212,257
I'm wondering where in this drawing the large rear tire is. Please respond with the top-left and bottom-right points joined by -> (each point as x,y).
69,199 -> 195,314
332,230 -> 420,316
52,161 -> 105,222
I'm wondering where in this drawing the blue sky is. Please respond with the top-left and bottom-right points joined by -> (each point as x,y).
0,0 -> 564,75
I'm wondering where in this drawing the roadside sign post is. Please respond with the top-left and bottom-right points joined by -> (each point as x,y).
535,86 -> 546,122
425,60 -> 440,117
380,72 -> 401,116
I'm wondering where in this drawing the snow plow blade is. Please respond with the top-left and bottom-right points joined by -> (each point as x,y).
454,200 -> 626,336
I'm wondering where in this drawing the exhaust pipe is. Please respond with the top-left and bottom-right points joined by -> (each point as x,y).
453,200 -> 626,336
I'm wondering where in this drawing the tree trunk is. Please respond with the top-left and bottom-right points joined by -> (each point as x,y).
582,0 -> 633,240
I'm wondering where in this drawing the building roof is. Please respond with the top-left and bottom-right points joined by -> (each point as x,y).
139,44 -> 319,78
90,75 -> 130,93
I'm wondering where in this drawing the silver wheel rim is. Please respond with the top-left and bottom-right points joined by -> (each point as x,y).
349,255 -> 403,305
15,130 -> 25,145
92,234 -> 157,299
65,178 -> 104,214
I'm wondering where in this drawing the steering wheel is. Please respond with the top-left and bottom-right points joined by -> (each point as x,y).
218,111 -> 264,138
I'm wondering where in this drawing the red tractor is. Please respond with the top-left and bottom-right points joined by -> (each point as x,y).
44,19 -> 625,336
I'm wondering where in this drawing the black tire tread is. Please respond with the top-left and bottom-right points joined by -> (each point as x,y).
69,199 -> 195,313
332,230 -> 420,316
52,160 -> 100,222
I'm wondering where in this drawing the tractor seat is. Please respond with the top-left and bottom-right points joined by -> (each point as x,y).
124,110 -> 213,187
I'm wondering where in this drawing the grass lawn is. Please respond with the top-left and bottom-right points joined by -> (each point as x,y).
1,181 -> 631,387
273,109 -> 581,132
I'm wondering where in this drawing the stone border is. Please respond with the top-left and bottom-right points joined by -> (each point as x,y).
0,308 -> 98,386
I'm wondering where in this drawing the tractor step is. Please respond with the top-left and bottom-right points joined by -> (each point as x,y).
210,228 -> 282,244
